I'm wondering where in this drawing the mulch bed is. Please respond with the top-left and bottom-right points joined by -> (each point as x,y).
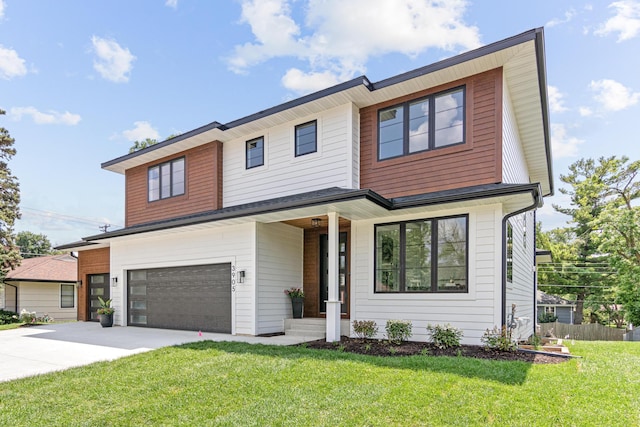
301,336 -> 569,364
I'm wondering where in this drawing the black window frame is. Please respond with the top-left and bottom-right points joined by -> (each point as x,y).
377,86 -> 466,161
295,120 -> 317,157
374,214 -> 469,294
246,136 -> 265,169
148,157 -> 185,202
60,284 -> 75,308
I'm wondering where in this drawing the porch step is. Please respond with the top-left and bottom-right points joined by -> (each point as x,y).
284,319 -> 350,340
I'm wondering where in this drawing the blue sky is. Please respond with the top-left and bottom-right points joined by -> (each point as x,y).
1,0 -> 639,245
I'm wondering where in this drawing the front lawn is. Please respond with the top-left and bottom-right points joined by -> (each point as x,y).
0,341 -> 638,426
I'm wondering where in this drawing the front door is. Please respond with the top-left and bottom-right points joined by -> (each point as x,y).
88,273 -> 110,321
320,232 -> 348,314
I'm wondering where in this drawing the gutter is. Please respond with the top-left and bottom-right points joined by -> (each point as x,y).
501,184 -> 543,326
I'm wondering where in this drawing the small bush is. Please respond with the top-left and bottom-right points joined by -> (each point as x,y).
19,309 -> 37,324
527,333 -> 542,349
352,320 -> 378,339
426,323 -> 463,349
385,320 -> 412,345
0,309 -> 20,325
481,325 -> 517,352
538,312 -> 558,323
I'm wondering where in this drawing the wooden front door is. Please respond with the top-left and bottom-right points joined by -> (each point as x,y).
88,273 -> 110,321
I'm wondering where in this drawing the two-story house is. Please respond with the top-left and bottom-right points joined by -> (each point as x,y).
59,28 -> 552,345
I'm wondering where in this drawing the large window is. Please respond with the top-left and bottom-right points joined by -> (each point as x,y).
246,136 -> 264,169
295,120 -> 317,157
378,87 -> 465,160
375,215 -> 468,293
148,157 -> 185,201
60,284 -> 75,308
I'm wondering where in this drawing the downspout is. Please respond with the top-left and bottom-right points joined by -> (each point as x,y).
533,210 -> 538,325
501,185 -> 543,326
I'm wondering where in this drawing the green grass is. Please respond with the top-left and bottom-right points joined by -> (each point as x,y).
0,322 -> 24,331
1,341 -> 639,426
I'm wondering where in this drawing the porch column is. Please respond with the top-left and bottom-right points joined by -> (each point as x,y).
325,211 -> 341,342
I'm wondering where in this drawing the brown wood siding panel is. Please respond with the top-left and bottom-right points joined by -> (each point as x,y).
125,141 -> 223,227
77,248 -> 110,321
360,69 -> 503,199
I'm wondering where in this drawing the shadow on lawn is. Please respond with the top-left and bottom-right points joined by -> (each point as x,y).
175,340 -> 533,386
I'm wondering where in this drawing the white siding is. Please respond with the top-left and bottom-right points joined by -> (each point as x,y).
505,211 -> 536,341
350,205 -> 503,345
255,222 -> 303,335
109,223 -> 255,335
502,81 -> 530,184
223,103 -> 359,206
14,282 -> 77,321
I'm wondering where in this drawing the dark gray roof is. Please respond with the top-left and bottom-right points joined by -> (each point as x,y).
74,182 -> 541,242
537,290 -> 574,306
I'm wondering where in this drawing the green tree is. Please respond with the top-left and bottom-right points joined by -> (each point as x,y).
129,138 -> 158,153
0,109 -> 21,273
16,231 -> 59,258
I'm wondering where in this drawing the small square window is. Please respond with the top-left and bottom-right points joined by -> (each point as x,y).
295,121 -> 317,157
246,136 -> 264,169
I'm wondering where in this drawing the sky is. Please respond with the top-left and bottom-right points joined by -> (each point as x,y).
0,0 -> 639,246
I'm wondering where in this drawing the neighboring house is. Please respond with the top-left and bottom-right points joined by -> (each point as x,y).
537,290 -> 575,324
2,254 -> 78,321
58,28 -> 552,344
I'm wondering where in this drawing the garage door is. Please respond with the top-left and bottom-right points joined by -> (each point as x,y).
127,263 -> 231,333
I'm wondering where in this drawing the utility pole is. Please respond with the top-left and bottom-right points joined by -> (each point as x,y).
99,224 -> 111,233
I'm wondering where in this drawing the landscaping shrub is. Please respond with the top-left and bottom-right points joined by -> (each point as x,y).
0,309 -> 19,325
481,325 -> 517,352
426,323 -> 463,349
352,320 -> 378,339
385,320 -> 412,345
538,312 -> 558,323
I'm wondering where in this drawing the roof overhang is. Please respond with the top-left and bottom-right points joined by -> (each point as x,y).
101,29 -> 552,196
72,183 -> 541,246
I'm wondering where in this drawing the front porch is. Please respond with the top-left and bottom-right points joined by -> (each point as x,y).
284,318 -> 351,340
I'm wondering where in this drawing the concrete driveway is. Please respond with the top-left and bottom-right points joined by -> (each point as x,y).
0,322 -> 312,382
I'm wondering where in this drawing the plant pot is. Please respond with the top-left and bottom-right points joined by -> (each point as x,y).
99,313 -> 113,328
291,297 -> 304,319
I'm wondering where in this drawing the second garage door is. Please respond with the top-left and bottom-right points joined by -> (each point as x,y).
127,263 -> 231,333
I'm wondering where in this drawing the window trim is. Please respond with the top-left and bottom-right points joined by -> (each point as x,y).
377,86 -> 466,161
148,157 -> 186,202
246,136 -> 265,169
374,214 -> 469,294
294,120 -> 317,157
60,283 -> 75,309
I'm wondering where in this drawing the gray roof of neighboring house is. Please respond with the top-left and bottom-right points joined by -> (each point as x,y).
537,290 -> 575,306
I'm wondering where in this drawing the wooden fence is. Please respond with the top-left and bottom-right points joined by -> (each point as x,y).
540,321 -> 626,341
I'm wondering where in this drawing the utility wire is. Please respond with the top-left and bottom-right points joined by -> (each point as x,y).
20,207 -> 122,228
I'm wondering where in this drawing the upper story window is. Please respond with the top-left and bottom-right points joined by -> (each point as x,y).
375,215 -> 468,293
246,136 -> 264,169
295,120 -> 317,157
378,87 -> 465,160
148,157 -> 185,202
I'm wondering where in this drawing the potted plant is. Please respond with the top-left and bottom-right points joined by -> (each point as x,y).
284,287 -> 304,319
97,296 -> 115,328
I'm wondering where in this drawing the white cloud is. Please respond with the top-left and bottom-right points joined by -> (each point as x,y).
281,68 -> 342,93
546,9 -> 576,27
550,123 -> 584,159
548,86 -> 568,113
122,121 -> 160,142
228,0 -> 481,94
579,106 -> 593,116
0,45 -> 27,79
0,0 -> 5,19
91,36 -> 136,83
165,0 -> 178,8
595,0 -> 640,41
589,78 -> 640,111
9,106 -> 81,125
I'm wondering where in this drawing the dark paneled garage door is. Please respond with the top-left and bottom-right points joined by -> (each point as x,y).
127,264 -> 231,333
